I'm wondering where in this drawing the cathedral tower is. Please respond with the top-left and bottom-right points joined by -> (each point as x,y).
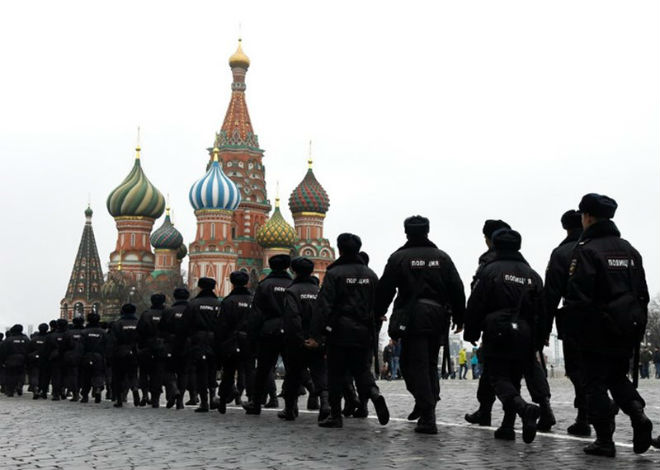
256,196 -> 297,274
212,39 -> 271,284
188,148 -> 241,296
289,150 -> 335,282
106,138 -> 166,281
150,206 -> 184,276
60,205 -> 105,319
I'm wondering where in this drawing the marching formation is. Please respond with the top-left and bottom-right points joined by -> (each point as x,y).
1,193 -> 658,458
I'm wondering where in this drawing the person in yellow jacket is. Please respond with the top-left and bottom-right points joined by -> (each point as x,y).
458,347 -> 468,380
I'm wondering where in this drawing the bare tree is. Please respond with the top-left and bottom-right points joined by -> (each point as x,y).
645,294 -> 660,348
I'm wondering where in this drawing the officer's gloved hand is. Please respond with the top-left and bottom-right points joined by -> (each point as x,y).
452,322 -> 463,335
304,338 -> 319,349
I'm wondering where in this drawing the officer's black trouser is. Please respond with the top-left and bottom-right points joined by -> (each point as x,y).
400,334 -> 442,413
112,355 -> 138,401
563,337 -> 587,411
192,351 -> 216,401
63,354 -> 81,395
27,361 -> 40,390
38,359 -> 50,395
218,354 -> 239,402
50,360 -> 64,397
581,351 -> 644,426
139,351 -> 165,398
164,352 -> 187,401
238,355 -> 256,401
327,344 -> 378,417
4,365 -> 24,395
478,353 -> 549,411
486,357 -> 525,412
254,337 -> 285,404
81,353 -> 105,396
283,345 -> 327,406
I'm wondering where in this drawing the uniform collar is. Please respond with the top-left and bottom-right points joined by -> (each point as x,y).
581,220 -> 620,241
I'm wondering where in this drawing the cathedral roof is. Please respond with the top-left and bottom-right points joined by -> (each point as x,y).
289,159 -> 330,215
190,149 -> 241,211
176,243 -> 187,260
229,39 -> 250,69
256,198 -> 297,249
150,208 -> 183,250
106,143 -> 165,219
62,205 -> 104,303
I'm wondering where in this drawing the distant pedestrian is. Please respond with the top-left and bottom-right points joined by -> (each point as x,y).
458,347 -> 468,380
653,347 -> 660,379
392,339 -> 401,380
471,348 -> 480,379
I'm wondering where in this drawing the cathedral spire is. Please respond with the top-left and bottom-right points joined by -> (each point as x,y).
60,205 -> 105,319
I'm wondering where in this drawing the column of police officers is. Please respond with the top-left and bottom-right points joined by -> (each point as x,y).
0,193 -> 658,457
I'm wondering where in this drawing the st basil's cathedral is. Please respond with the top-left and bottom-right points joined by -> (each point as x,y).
59,40 -> 335,320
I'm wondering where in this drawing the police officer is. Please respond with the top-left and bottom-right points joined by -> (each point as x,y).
185,277 -> 220,413
215,271 -> 253,414
243,255 -> 292,415
564,193 -> 652,457
108,303 -> 140,408
544,209 -> 589,436
0,325 -> 29,397
465,220 -> 556,432
161,287 -> 191,410
63,316 -> 85,401
375,216 -> 466,434
464,229 -> 543,444
80,312 -> 107,404
308,233 -> 389,428
137,293 -> 168,408
27,323 -> 49,399
46,319 -> 69,401
279,257 -> 329,421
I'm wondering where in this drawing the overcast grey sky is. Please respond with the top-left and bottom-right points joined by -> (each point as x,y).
0,0 -> 658,331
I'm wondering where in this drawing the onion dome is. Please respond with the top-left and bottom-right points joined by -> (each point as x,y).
85,205 -> 93,218
176,243 -> 187,260
289,157 -> 330,215
106,143 -> 166,219
229,38 -> 250,69
150,207 -> 183,249
256,198 -> 297,249
189,148 -> 241,211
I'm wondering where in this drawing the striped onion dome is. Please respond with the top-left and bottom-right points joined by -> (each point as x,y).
189,149 -> 241,211
106,147 -> 165,219
176,243 -> 187,260
256,199 -> 297,249
150,208 -> 183,250
289,161 -> 330,215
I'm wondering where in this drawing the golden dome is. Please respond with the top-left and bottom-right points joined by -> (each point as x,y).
229,39 -> 250,69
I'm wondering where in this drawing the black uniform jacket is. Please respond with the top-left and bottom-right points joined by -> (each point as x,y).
283,276 -> 320,346
215,286 -> 253,358
464,250 -> 543,357
161,300 -> 190,356
250,271 -> 292,339
0,333 -> 29,367
471,249 -> 496,290
108,314 -> 139,360
137,306 -> 167,354
27,332 -> 49,364
375,238 -> 466,334
82,326 -> 107,356
564,220 -> 649,357
184,290 -> 220,357
311,255 -> 379,348
45,330 -> 68,362
543,230 -> 581,340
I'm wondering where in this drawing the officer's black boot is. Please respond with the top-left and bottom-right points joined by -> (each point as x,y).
70,390 -> 80,402
584,421 -> 616,457
342,384 -> 359,417
318,408 -> 343,428
415,407 -> 438,434
277,396 -> 297,421
307,392 -> 320,410
513,396 -> 540,444
353,398 -> 369,418
132,389 -> 141,407
80,393 -> 89,403
185,393 -> 198,406
217,392 -> 227,414
537,398 -> 556,432
242,399 -> 262,415
195,389 -> 209,412
33,390 -> 40,400
318,391 -> 331,422
408,404 -> 421,421
494,410 -> 516,441
264,393 -> 279,409
369,388 -> 390,425
94,388 -> 102,404
151,392 -> 160,408
629,401 -> 653,454
567,408 -> 591,436
465,406 -> 492,426
651,435 -> 660,449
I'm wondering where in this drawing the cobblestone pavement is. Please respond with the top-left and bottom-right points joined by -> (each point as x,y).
1,378 -> 659,469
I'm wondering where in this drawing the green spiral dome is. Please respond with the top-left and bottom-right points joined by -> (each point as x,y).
107,155 -> 165,219
256,201 -> 297,249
